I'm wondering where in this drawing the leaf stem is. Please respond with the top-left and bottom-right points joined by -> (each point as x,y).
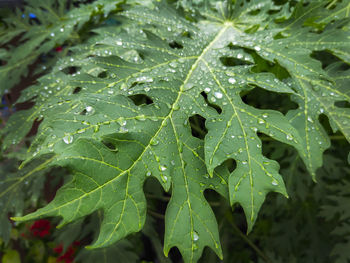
148,209 -> 165,219
326,0 -> 339,9
225,212 -> 272,263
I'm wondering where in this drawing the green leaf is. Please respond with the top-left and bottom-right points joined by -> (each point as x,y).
6,1 -> 350,262
2,249 -> 21,263
0,0 -> 123,95
0,157 -> 49,243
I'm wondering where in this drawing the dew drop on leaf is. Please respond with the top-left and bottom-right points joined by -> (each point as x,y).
119,126 -> 128,133
63,134 -> 73,144
136,114 -> 146,121
272,179 -> 279,186
214,91 -> 223,99
286,133 -> 294,141
86,106 -> 94,113
150,139 -> 159,146
228,77 -> 236,84
192,231 -> 199,241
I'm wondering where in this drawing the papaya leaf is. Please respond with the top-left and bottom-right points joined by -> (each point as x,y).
5,1 -> 350,262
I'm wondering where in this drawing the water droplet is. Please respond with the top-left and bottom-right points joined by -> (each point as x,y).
169,61 -> 178,68
50,32 -> 55,37
116,40 -> 123,46
307,116 -> 313,123
262,113 -> 268,118
86,106 -> 93,112
150,139 -> 159,146
173,104 -> 180,111
117,117 -> 127,126
136,114 -> 146,121
228,77 -> 236,84
237,53 -> 243,59
214,91 -> 223,99
242,161 -> 247,165
254,46 -> 261,51
171,160 -> 175,165
63,134 -> 73,144
192,231 -> 199,241
159,165 -> 167,171
136,76 -> 153,83
286,134 -> 293,141
119,126 -> 128,133
60,28 -> 64,32
204,87 -> 211,93
272,180 -> 278,186
146,171 -> 152,177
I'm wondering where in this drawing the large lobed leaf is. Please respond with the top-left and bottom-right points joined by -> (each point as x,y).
0,0 -> 123,95
5,0 -> 350,262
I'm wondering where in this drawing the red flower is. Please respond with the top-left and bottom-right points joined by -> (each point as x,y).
30,219 -> 51,237
53,244 -> 63,254
54,242 -> 80,263
57,246 -> 75,263
55,46 -> 63,52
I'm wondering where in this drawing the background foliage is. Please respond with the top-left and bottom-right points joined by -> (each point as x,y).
0,0 -> 349,262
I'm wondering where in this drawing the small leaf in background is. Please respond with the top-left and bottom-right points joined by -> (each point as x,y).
2,249 -> 21,263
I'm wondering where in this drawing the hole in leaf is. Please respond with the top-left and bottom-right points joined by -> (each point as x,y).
251,57 -> 290,79
311,51 -> 342,69
200,91 -> 222,114
168,247 -> 183,263
25,117 -> 43,138
335,101 -> 350,109
244,24 -> 260,34
98,71 -> 108,78
248,9 -> 260,16
318,113 -> 333,135
73,87 -> 82,94
241,87 -> 298,114
220,56 -> 251,66
223,158 -> 237,173
169,41 -> 183,49
128,94 -> 154,106
204,189 -> 225,208
189,114 -> 208,140
102,141 -> 118,152
62,66 -> 79,75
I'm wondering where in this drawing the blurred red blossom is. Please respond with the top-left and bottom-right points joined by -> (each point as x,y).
30,219 -> 51,237
54,241 -> 81,263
